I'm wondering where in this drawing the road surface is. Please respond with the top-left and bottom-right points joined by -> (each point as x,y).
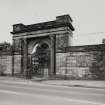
0,79 -> 105,105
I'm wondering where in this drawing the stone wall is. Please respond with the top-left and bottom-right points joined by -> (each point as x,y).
0,42 -> 105,80
13,55 -> 22,74
56,44 -> 105,79
0,42 -> 12,75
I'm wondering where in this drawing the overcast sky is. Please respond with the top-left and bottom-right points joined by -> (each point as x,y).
0,0 -> 105,45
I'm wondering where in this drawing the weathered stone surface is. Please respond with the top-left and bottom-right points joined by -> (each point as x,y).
13,55 -> 21,74
6,56 -> 12,74
0,55 -> 12,75
0,42 -> 12,75
56,32 -> 70,50
56,44 -> 105,79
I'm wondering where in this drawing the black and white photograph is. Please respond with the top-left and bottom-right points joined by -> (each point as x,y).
0,0 -> 105,105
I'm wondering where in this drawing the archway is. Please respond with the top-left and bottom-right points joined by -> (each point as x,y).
31,43 -> 50,77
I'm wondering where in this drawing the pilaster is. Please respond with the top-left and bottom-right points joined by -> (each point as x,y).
12,39 -> 15,76
50,34 -> 56,76
23,38 -> 28,78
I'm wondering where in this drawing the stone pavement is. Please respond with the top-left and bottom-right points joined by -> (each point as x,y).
0,76 -> 105,89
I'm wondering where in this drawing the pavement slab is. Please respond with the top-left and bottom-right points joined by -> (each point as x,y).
0,76 -> 105,89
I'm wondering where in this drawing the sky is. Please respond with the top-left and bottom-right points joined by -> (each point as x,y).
0,0 -> 105,45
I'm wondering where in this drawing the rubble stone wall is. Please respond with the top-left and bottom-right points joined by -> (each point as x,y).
56,44 -> 105,79
0,43 -> 12,75
13,55 -> 22,74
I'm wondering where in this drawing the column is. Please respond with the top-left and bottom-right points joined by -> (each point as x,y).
20,38 -> 24,74
12,39 -> 15,76
23,38 -> 28,78
50,34 -> 56,76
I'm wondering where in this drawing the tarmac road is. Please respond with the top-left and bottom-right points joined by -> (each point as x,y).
0,79 -> 105,105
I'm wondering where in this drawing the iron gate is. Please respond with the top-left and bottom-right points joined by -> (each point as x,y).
31,44 -> 50,77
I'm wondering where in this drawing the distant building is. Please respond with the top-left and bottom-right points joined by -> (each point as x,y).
0,14 -> 105,79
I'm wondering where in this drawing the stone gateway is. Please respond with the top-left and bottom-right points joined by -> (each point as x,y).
10,15 -> 74,78
0,14 -> 105,79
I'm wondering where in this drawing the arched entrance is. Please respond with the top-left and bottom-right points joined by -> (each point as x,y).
31,43 -> 50,77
